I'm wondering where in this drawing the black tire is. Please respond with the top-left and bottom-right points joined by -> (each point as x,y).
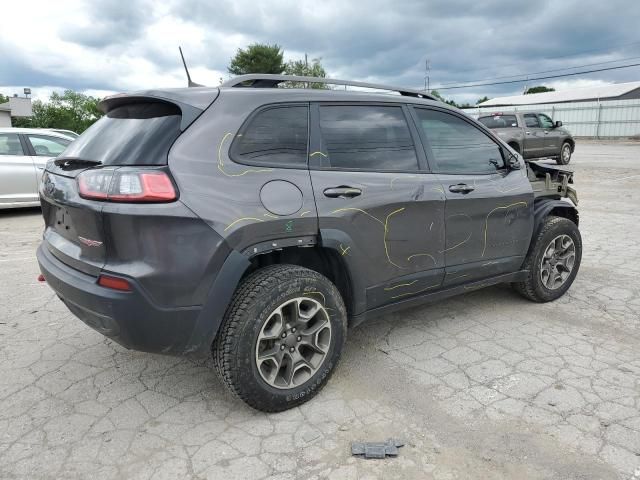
212,264 -> 347,412
513,216 -> 582,302
557,141 -> 572,165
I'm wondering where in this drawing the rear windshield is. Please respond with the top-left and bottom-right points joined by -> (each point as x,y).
478,115 -> 518,129
61,102 -> 181,165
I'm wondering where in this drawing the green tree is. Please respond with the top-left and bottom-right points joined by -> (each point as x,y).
228,43 -> 285,75
525,85 -> 555,95
283,56 -> 329,88
0,93 -> 9,104
476,96 -> 490,105
12,90 -> 103,133
430,90 -> 459,107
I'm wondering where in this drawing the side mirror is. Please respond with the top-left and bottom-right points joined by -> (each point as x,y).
554,120 -> 563,128
507,151 -> 521,170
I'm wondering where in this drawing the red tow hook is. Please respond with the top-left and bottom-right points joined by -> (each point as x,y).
37,274 -> 46,282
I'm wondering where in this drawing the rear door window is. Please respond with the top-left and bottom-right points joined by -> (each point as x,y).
0,133 -> 24,156
317,105 -> 419,171
26,134 -> 70,156
230,105 -> 308,168
61,102 -> 182,165
524,114 -> 541,128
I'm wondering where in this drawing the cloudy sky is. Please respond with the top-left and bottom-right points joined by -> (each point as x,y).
2,0 -> 640,104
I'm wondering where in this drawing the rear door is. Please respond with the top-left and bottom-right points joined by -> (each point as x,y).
25,133 -> 72,184
522,113 -> 546,158
0,133 -> 38,206
411,106 -> 533,286
308,103 -> 446,310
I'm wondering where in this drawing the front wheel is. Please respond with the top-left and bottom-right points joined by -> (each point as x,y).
557,142 -> 572,165
513,216 -> 582,302
212,264 -> 347,412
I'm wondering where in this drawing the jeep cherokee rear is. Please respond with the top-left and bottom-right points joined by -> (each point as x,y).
37,75 -> 581,412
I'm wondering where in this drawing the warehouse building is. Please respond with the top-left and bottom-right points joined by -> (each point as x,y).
0,95 -> 33,127
472,81 -> 640,138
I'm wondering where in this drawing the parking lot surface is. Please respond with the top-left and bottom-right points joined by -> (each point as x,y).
1,141 -> 639,480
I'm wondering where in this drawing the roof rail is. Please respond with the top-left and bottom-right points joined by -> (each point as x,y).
220,74 -> 438,100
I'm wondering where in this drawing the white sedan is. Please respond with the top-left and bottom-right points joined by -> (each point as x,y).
0,128 -> 74,209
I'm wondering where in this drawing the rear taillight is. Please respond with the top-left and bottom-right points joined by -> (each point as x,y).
78,169 -> 177,202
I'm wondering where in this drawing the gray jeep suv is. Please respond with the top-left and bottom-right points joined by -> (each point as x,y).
37,75 -> 581,412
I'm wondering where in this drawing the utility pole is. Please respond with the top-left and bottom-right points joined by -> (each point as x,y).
424,59 -> 431,92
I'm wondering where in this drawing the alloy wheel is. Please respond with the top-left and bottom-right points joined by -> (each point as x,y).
540,234 -> 576,290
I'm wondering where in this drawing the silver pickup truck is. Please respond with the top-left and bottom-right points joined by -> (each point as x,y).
478,112 -> 575,165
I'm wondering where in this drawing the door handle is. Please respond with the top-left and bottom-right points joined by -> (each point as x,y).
525,131 -> 531,135
448,183 -> 475,194
323,186 -> 362,198
544,131 -> 550,135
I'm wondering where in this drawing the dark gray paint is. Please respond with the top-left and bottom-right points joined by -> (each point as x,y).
37,83 -> 579,357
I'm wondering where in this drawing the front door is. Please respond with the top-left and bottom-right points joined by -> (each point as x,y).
0,133 -> 38,206
411,107 -> 534,286
308,103 -> 446,311
537,113 -> 561,156
522,113 -> 547,159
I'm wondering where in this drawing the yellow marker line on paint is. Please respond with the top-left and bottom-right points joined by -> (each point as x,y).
481,201 -> 528,257
217,132 -> 273,177
390,283 -> 440,299
309,151 -> 328,157
384,280 -> 418,291
384,207 -> 405,269
407,253 -> 437,265
224,217 -> 264,231
300,210 -> 311,217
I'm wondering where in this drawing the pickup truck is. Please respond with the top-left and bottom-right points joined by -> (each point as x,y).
478,111 -> 575,165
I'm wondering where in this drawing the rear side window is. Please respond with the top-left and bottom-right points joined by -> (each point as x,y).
231,105 -> 308,168
27,135 -> 70,156
0,133 -> 24,156
61,102 -> 181,165
478,115 -> 518,129
524,114 -> 540,128
415,108 -> 505,174
318,105 -> 419,171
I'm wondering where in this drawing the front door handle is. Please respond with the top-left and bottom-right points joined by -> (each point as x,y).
323,186 -> 362,198
448,183 -> 475,194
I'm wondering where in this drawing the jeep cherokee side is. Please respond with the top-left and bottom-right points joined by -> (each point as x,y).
477,111 -> 575,165
37,75 -> 582,412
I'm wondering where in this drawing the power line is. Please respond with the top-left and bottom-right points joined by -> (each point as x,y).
438,55 -> 640,86
432,62 -> 640,91
443,39 -> 640,77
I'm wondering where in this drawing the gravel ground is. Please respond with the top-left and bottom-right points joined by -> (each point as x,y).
1,141 -> 639,480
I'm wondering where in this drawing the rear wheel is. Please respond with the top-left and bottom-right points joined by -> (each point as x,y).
212,264 -> 347,412
557,142 -> 572,165
513,216 -> 582,302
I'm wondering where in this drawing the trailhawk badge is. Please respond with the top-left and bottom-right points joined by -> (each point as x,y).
78,236 -> 103,247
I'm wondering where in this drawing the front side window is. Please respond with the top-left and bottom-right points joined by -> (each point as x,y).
0,133 -> 24,156
231,105 -> 308,168
27,135 -> 70,157
415,108 -> 505,174
318,105 -> 419,171
524,114 -> 540,128
538,114 -> 554,129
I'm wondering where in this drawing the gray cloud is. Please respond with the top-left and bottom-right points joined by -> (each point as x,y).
4,0 -> 640,103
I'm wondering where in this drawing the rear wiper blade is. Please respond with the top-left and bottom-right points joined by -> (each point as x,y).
53,157 -> 102,168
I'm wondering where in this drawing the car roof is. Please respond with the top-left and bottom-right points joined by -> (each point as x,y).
117,85 -> 459,114
0,127 -> 75,140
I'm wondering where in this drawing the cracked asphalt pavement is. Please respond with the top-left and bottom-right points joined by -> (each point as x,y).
1,141 -> 639,480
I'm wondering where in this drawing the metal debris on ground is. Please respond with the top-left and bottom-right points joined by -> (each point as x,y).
351,438 -> 405,459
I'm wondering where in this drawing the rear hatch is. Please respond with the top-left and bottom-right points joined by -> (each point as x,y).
40,90 -> 219,276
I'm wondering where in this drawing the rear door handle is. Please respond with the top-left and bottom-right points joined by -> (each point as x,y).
323,186 -> 362,198
448,183 -> 475,194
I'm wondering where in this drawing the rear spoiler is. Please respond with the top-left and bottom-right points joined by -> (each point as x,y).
99,88 -> 219,131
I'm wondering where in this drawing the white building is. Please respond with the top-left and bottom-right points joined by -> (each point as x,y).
0,96 -> 34,127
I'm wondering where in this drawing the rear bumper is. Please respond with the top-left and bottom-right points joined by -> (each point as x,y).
37,244 -> 202,355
